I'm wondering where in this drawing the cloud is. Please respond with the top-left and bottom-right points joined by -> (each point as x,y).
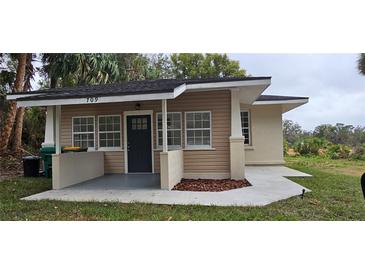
230,54 -> 365,130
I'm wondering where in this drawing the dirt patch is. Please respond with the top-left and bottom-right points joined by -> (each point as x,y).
287,148 -> 298,157
0,153 -> 23,181
172,178 -> 251,192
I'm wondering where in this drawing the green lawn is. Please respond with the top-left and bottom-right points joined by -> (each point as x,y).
1,156 -> 364,220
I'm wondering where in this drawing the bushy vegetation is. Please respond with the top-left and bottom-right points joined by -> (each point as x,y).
284,120 -> 365,160
294,137 -> 329,156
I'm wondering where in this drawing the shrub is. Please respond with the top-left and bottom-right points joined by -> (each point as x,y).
349,145 -> 365,160
294,137 -> 328,156
326,144 -> 351,159
283,140 -> 289,156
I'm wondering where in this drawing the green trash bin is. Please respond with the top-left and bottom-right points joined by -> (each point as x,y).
40,146 -> 56,178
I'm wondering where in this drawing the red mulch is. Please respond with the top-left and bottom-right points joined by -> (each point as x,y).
172,178 -> 251,192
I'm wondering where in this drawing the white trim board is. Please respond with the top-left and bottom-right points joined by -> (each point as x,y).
123,110 -> 154,174
16,92 -> 176,107
185,79 -> 271,91
253,99 -> 308,105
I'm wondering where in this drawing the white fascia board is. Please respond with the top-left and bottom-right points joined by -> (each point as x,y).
173,83 -> 187,97
253,99 -> 309,105
185,79 -> 271,91
17,92 -> 176,107
7,93 -> 43,100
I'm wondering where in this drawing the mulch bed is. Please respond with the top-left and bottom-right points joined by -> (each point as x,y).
172,178 -> 251,192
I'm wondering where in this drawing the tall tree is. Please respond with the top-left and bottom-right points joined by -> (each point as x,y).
0,54 -> 17,127
282,119 -> 304,145
0,53 -> 27,154
170,53 -> 246,79
358,53 -> 365,75
41,53 -> 121,88
13,53 -> 34,153
144,54 -> 173,79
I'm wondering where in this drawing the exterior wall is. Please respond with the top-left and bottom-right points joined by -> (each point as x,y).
243,104 -> 284,165
60,90 -> 231,175
58,92 -> 285,174
52,151 -> 104,189
160,150 -> 184,190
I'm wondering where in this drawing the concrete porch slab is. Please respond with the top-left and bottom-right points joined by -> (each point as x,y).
23,166 -> 312,207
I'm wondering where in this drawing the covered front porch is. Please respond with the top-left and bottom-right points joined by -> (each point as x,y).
45,88 -> 246,191
23,166 -> 312,206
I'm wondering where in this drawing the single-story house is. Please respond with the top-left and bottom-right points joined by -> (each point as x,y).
7,77 -> 308,190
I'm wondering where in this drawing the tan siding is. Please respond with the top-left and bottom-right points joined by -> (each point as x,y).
60,90 -> 231,174
104,151 -> 124,173
154,90 -> 231,173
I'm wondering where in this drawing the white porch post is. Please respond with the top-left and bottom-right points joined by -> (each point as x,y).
162,99 -> 168,152
55,105 -> 61,154
230,89 -> 245,179
42,106 -> 55,147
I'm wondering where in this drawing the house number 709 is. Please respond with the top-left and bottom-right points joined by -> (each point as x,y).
86,97 -> 98,103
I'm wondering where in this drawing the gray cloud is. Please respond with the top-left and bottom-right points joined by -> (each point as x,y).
230,54 -> 365,130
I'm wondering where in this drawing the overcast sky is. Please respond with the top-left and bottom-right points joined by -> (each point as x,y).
230,54 -> 365,130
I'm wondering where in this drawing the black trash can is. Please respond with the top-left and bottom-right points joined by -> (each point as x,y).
23,156 -> 40,177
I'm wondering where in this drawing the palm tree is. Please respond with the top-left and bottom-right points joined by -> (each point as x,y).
0,54 -> 27,154
13,53 -> 34,153
41,54 -> 121,88
358,53 -> 365,75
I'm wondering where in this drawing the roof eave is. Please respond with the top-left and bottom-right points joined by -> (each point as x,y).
253,98 -> 309,113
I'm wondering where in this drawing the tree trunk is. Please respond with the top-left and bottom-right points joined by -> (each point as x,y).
50,76 -> 57,88
13,107 -> 25,154
0,53 -> 27,154
13,54 -> 33,154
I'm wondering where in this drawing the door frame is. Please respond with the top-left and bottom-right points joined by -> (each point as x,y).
123,110 -> 154,173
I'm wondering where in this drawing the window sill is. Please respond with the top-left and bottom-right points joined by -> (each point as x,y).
154,147 -> 216,151
184,147 -> 216,151
245,146 -> 255,150
154,147 -> 183,151
97,148 -> 124,152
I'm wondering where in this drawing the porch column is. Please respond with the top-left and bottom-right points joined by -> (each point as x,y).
55,105 -> 61,154
230,89 -> 245,179
161,99 -> 168,152
42,106 -> 55,147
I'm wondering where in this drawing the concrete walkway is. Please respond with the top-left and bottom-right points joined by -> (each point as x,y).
23,166 -> 311,206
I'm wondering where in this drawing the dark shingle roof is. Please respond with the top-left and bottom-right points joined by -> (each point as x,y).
16,77 -> 271,101
256,95 -> 308,101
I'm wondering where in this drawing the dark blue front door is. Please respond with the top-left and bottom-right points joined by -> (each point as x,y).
127,115 -> 152,173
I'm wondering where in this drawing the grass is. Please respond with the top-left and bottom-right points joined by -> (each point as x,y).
286,156 -> 365,177
0,156 -> 364,220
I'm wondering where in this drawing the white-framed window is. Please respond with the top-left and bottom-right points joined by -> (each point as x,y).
72,116 -> 95,149
98,115 -> 121,149
240,110 -> 251,145
185,111 -> 212,148
156,112 -> 182,148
